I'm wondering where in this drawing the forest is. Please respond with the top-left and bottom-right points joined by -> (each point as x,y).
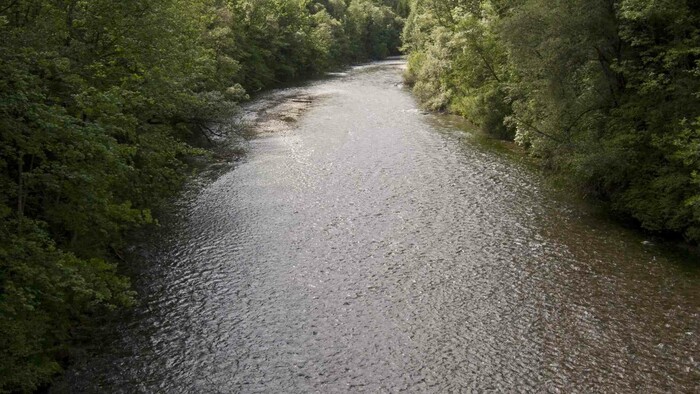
403,0 -> 700,244
1,0 -> 699,391
0,0 -> 405,391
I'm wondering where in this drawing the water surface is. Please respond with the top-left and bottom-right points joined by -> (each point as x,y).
63,60 -> 698,392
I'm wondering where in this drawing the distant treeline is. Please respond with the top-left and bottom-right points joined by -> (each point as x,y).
403,0 -> 700,243
0,0 -> 404,391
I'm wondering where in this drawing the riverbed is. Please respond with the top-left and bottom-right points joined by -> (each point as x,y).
60,59 -> 698,392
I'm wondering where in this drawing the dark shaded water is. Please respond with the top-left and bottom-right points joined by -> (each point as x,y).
62,60 -> 698,392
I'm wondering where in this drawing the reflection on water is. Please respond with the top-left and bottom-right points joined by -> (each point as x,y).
60,60 -> 698,393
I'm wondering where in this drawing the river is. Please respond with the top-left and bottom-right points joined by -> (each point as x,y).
59,59 -> 698,392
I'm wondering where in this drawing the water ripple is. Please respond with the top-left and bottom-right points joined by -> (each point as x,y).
60,60 -> 699,393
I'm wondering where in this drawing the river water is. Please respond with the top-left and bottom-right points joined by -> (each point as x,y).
62,60 -> 698,392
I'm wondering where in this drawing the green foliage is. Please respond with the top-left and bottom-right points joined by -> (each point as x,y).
0,218 -> 133,393
207,0 -> 403,91
403,0 -> 700,243
347,0 -> 404,59
0,0 -> 403,391
403,1 -> 514,138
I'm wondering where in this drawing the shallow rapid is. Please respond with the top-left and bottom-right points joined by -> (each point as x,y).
62,60 -> 698,392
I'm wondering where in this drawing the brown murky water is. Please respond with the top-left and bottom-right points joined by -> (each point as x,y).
61,60 -> 698,392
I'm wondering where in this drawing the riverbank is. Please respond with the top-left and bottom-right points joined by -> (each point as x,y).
402,0 -> 700,247
413,91 -> 700,260
0,0 -> 409,388
46,59 -> 388,392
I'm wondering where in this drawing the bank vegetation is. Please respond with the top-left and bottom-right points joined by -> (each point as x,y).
403,0 -> 700,244
0,0 -> 405,391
